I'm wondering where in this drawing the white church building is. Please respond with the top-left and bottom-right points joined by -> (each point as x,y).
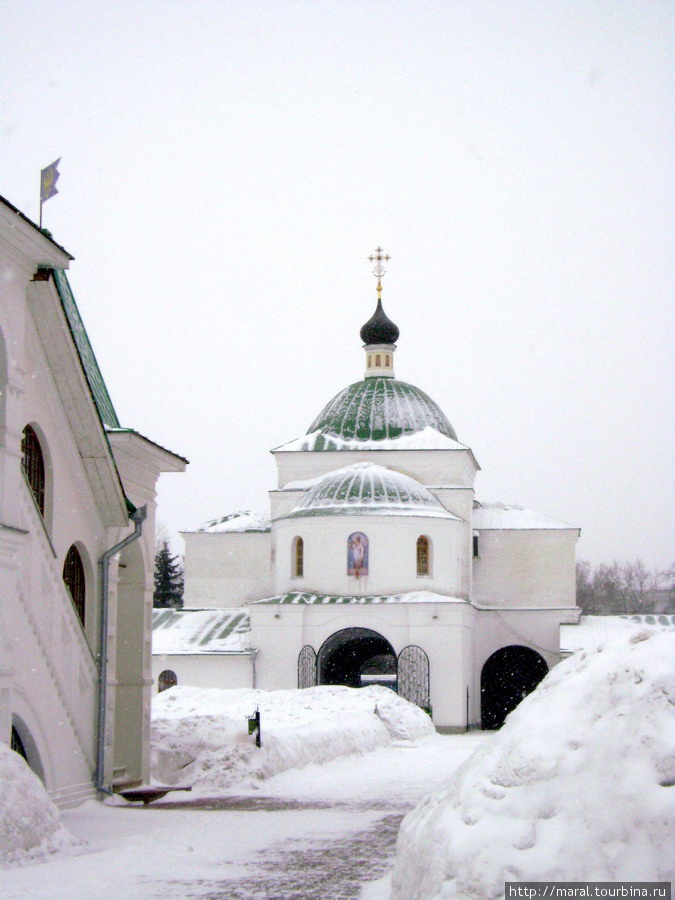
0,196 -> 186,806
154,251 -> 580,731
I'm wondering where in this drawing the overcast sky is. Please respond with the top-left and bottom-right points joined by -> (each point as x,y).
3,1 -> 674,570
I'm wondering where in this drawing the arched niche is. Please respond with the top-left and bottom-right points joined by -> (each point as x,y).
480,645 -> 548,730
317,627 -> 396,689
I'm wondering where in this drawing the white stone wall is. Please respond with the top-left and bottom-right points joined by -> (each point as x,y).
151,653 -> 253,692
182,531 -> 272,607
472,529 -> 579,608
248,601 -> 478,730
0,206 -> 183,804
273,514 -> 464,598
273,447 -> 479,490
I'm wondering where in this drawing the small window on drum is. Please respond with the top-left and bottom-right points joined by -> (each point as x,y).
21,425 -> 45,516
63,544 -> 86,625
292,536 -> 304,577
158,670 -> 177,693
416,536 -> 430,577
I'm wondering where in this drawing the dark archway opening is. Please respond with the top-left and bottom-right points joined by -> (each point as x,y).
481,645 -> 548,730
318,628 -> 397,689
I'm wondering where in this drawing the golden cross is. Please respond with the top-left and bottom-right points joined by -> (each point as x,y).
368,246 -> 391,298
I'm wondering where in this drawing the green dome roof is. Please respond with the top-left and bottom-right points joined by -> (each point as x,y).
307,377 -> 457,444
282,463 -> 456,519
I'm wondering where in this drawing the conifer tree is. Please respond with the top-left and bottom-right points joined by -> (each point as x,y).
153,540 -> 184,608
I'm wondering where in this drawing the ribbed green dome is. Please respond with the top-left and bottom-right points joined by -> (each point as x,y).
307,377 -> 457,444
282,463 -> 454,519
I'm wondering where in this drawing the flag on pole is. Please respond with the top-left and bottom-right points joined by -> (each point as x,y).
40,158 -> 61,204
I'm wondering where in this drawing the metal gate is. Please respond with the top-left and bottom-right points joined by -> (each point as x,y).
397,645 -> 430,711
298,644 -> 317,688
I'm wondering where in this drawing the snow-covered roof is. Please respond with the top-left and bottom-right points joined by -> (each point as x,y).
249,590 -> 468,605
152,608 -> 252,654
189,511 -> 271,533
473,502 -> 578,530
279,462 -> 459,520
274,425 -> 470,453
560,614 -> 675,654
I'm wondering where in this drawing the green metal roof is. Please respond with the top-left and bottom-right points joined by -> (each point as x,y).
250,591 -> 467,605
52,268 -> 120,428
152,608 -> 251,653
307,377 -> 457,445
281,462 -> 456,520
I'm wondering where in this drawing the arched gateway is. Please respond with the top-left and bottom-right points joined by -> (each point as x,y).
480,645 -> 548,729
317,628 -> 397,689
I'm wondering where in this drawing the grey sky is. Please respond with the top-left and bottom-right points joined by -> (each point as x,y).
3,1 -> 674,568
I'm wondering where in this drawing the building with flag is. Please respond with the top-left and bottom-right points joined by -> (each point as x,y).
154,257 -> 580,732
0,196 -> 187,806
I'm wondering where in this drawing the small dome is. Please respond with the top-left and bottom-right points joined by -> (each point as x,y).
360,299 -> 400,345
307,377 -> 457,443
282,463 -> 455,519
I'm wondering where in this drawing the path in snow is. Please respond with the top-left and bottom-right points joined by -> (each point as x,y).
0,733 -> 486,900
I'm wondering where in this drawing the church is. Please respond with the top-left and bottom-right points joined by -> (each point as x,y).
0,195 -> 186,805
153,249 -> 580,731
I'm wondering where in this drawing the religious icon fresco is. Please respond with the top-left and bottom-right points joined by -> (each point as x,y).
347,531 -> 369,577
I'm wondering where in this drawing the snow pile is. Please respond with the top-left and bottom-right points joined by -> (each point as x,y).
391,631 -> 675,898
561,614 -> 675,654
152,684 -> 435,793
0,744 -> 83,868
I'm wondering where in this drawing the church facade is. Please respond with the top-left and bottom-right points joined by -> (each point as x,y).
154,254 -> 580,731
0,196 -> 186,805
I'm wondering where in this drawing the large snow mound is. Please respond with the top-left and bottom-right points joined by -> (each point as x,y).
152,684 -> 435,794
0,744 -> 83,868
391,631 -> 675,899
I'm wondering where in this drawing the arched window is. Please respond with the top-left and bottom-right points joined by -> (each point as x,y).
293,536 -> 304,577
158,670 -> 177,693
416,535 -> 430,576
63,544 -> 86,625
21,425 -> 45,516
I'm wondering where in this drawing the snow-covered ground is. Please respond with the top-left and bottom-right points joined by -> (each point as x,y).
0,728 -> 485,898
3,631 -> 673,897
152,683 -> 436,792
391,630 -> 675,899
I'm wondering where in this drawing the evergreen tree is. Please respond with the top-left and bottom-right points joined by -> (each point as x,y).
153,540 -> 184,608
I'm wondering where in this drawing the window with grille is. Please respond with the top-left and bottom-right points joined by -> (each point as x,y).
21,425 -> 45,516
416,535 -> 430,576
293,536 -> 304,577
63,545 -> 86,625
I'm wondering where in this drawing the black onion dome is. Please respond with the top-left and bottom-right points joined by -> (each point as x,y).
360,299 -> 400,345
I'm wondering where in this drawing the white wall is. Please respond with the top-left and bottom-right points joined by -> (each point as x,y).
182,531 -> 272,607
273,447 -> 479,490
472,529 -> 579,608
273,514 -> 464,598
151,653 -> 254,692
248,601 -> 479,729
0,208 -> 181,804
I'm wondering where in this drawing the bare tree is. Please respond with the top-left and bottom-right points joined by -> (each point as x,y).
576,559 -> 674,614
